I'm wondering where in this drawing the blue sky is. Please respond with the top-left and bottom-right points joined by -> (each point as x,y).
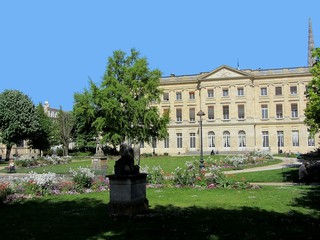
1,0 -> 319,110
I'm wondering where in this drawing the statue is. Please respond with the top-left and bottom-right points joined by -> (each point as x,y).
114,142 -> 139,175
94,137 -> 105,157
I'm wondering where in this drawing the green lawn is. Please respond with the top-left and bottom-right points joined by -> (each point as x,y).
0,155 -> 282,176
228,167 -> 300,183
0,186 -> 319,240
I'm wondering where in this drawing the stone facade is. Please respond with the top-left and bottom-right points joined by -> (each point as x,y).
140,65 -> 319,155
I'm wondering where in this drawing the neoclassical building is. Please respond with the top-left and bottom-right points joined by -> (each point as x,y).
140,20 -> 318,155
140,65 -> 317,155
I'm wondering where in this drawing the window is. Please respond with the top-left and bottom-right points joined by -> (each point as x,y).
163,108 -> 169,117
237,87 -> 244,96
164,136 -> 169,148
189,91 -> 195,100
291,103 -> 298,118
276,104 -> 283,119
208,131 -> 215,148
292,130 -> 299,146
140,140 -> 144,148
152,137 -> 157,149
261,87 -> 268,96
176,108 -> 182,122
238,131 -> 246,147
189,108 -> 195,122
207,89 -> 214,98
177,133 -> 183,148
308,132 -> 315,146
262,131 -> 269,148
223,131 -> 230,148
223,106 -> 229,120
176,91 -> 182,100
163,92 -> 169,101
277,131 -> 284,147
208,106 -> 214,120
290,86 -> 297,95
261,105 -> 268,119
238,105 -> 245,119
275,86 -> 282,95
189,133 -> 196,149
222,88 -> 229,97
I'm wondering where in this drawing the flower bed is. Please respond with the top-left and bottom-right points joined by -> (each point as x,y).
0,167 -> 109,204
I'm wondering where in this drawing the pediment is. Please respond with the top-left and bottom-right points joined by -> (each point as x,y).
200,65 -> 252,80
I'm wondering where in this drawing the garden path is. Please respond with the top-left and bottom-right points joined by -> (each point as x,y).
223,157 -> 301,175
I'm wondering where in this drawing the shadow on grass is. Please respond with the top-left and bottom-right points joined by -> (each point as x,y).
0,197 -> 319,240
292,185 -> 320,211
281,167 -> 299,182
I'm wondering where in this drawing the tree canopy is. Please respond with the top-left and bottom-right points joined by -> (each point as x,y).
28,103 -> 55,155
73,49 -> 169,149
0,90 -> 40,159
305,48 -> 320,135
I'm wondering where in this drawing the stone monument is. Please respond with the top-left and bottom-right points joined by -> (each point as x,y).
107,142 -> 148,216
91,138 -> 107,176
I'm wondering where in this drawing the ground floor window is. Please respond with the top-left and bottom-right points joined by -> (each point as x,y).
292,130 -> 299,146
262,131 -> 269,147
238,130 -> 246,147
277,131 -> 284,147
189,133 -> 196,149
308,132 -> 315,146
223,131 -> 230,148
177,133 -> 183,148
208,131 -> 215,148
164,136 -> 169,148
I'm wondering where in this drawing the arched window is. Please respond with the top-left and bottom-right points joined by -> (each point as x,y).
223,131 -> 230,148
238,130 -> 246,148
208,131 -> 215,148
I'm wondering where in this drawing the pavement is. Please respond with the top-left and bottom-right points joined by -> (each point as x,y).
223,157 -> 301,174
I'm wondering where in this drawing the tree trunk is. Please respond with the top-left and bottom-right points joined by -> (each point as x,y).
64,144 -> 69,156
5,145 -> 12,161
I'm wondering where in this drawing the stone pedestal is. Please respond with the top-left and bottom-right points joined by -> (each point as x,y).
107,173 -> 149,216
91,155 -> 107,176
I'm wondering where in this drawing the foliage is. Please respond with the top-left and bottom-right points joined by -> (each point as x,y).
69,167 -> 95,190
14,156 -> 71,168
0,182 -> 11,204
28,103 -> 55,153
140,165 -> 165,185
73,49 -> 169,148
0,90 -> 40,159
0,170 -> 110,204
305,48 -> 320,135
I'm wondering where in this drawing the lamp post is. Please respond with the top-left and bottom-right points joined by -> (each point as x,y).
197,110 -> 205,169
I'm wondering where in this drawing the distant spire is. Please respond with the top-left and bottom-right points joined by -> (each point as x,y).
308,18 -> 316,67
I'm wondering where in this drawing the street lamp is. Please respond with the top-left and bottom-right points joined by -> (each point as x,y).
197,110 -> 205,169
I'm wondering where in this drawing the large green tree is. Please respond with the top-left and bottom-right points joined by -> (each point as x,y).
73,49 -> 169,149
0,90 -> 40,160
305,48 -> 320,136
28,103 -> 55,156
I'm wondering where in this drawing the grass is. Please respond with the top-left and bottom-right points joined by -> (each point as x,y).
0,155 -> 282,175
0,186 -> 319,239
228,167 -> 300,183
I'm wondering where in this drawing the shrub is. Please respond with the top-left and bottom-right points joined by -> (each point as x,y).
0,183 -> 11,204
141,165 -> 165,185
69,167 -> 95,190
